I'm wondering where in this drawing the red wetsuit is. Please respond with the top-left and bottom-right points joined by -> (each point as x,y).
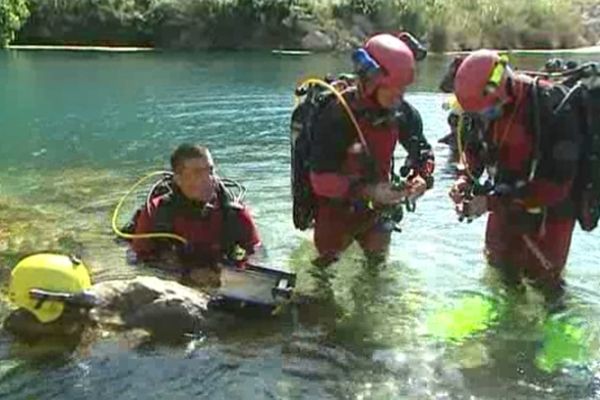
461,80 -> 582,286
308,92 -> 434,264
131,186 -> 261,267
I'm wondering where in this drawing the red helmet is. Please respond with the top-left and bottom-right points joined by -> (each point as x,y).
454,49 -> 508,112
364,33 -> 415,91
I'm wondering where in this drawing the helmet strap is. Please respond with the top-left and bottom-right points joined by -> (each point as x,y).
505,76 -> 515,99
483,55 -> 510,96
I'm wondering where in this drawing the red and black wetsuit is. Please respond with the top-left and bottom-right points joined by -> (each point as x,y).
131,185 -> 261,267
461,79 -> 582,287
309,91 -> 434,263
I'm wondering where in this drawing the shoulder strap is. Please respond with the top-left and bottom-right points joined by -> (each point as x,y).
528,80 -> 583,183
217,181 -> 244,255
152,192 -> 178,233
528,77 -> 542,182
396,100 -> 433,179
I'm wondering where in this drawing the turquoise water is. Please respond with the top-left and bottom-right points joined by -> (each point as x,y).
0,50 -> 600,399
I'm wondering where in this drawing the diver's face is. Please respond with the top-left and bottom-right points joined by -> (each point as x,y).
375,85 -> 404,109
174,156 -> 215,202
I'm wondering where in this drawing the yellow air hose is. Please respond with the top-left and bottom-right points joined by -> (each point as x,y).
294,78 -> 369,154
111,170 -> 188,245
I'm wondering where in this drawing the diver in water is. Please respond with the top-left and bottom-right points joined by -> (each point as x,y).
438,96 -> 462,162
124,144 -> 262,277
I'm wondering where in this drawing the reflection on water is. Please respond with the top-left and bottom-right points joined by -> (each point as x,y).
0,50 -> 599,399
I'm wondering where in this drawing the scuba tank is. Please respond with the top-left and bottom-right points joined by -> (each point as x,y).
527,61 -> 600,231
290,74 -> 357,231
569,64 -> 600,231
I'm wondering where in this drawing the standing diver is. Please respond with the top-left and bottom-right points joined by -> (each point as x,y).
291,33 -> 435,268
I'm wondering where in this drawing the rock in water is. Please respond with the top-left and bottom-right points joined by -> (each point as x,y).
89,276 -> 213,338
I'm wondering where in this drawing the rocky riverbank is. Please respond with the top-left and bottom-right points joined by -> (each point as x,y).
2,0 -> 599,52
582,2 -> 600,46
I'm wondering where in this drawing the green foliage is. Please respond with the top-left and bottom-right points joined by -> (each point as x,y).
19,0 -> 155,45
18,0 -> 300,48
333,0 -> 585,51
0,0 -> 29,47
168,0 -> 295,48
9,0 -> 591,50
419,0 -> 584,51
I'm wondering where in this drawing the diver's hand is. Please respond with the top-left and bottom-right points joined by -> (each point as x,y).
405,176 -> 427,202
363,182 -> 406,206
449,177 -> 471,204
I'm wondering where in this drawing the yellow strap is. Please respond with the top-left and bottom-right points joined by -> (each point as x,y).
488,56 -> 508,87
111,170 -> 188,245
295,78 -> 370,155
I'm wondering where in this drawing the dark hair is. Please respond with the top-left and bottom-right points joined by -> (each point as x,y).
170,144 -> 211,173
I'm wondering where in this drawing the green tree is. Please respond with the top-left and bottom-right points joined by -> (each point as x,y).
0,0 -> 29,47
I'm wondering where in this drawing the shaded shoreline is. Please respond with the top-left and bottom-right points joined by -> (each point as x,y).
5,44 -> 600,55
447,45 -> 600,56
7,44 -> 155,52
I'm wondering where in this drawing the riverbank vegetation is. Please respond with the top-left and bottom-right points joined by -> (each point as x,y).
0,0 -> 597,51
0,0 -> 29,47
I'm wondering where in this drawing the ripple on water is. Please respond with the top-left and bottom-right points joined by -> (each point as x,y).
1,52 -> 600,400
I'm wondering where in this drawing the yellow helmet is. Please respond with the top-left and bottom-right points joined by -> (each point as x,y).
8,253 -> 92,323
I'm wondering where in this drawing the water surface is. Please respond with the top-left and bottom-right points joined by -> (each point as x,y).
0,50 -> 599,399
